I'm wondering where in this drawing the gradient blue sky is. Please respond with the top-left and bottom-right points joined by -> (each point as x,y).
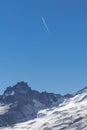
0,0 -> 87,94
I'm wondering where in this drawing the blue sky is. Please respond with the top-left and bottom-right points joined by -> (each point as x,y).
0,0 -> 87,94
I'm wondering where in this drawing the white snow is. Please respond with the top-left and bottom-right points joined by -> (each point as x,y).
4,91 -> 15,97
33,99 -> 44,108
0,105 -> 10,115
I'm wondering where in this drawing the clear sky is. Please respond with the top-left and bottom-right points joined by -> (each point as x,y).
0,0 -> 87,95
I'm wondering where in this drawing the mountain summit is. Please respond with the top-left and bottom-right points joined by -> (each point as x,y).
0,82 -> 87,130
0,81 -> 69,127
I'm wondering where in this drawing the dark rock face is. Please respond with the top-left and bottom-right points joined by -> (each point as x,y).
64,94 -> 73,98
0,81 -> 72,127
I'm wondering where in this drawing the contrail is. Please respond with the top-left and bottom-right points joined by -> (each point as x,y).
41,16 -> 49,32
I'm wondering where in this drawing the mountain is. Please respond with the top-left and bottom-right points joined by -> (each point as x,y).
1,82 -> 87,130
0,85 -> 87,130
0,81 -> 72,127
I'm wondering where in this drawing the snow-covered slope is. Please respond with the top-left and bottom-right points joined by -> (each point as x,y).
1,87 -> 87,130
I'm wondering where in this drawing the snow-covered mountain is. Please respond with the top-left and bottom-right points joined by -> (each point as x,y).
0,82 -> 71,127
0,82 -> 87,130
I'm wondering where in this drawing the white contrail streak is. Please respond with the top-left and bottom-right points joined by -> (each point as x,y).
41,16 -> 49,32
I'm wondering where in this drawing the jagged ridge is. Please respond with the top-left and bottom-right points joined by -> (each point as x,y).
0,81 -> 72,127
0,83 -> 87,130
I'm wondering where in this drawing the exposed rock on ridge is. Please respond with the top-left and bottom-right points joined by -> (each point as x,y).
0,81 -> 72,126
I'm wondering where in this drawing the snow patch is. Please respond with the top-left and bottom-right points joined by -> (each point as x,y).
33,99 -> 44,108
0,105 -> 10,115
4,91 -> 15,97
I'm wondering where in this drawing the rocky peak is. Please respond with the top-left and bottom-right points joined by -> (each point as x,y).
64,93 -> 73,98
4,82 -> 32,97
13,81 -> 31,91
4,86 -> 13,95
0,81 -> 72,127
